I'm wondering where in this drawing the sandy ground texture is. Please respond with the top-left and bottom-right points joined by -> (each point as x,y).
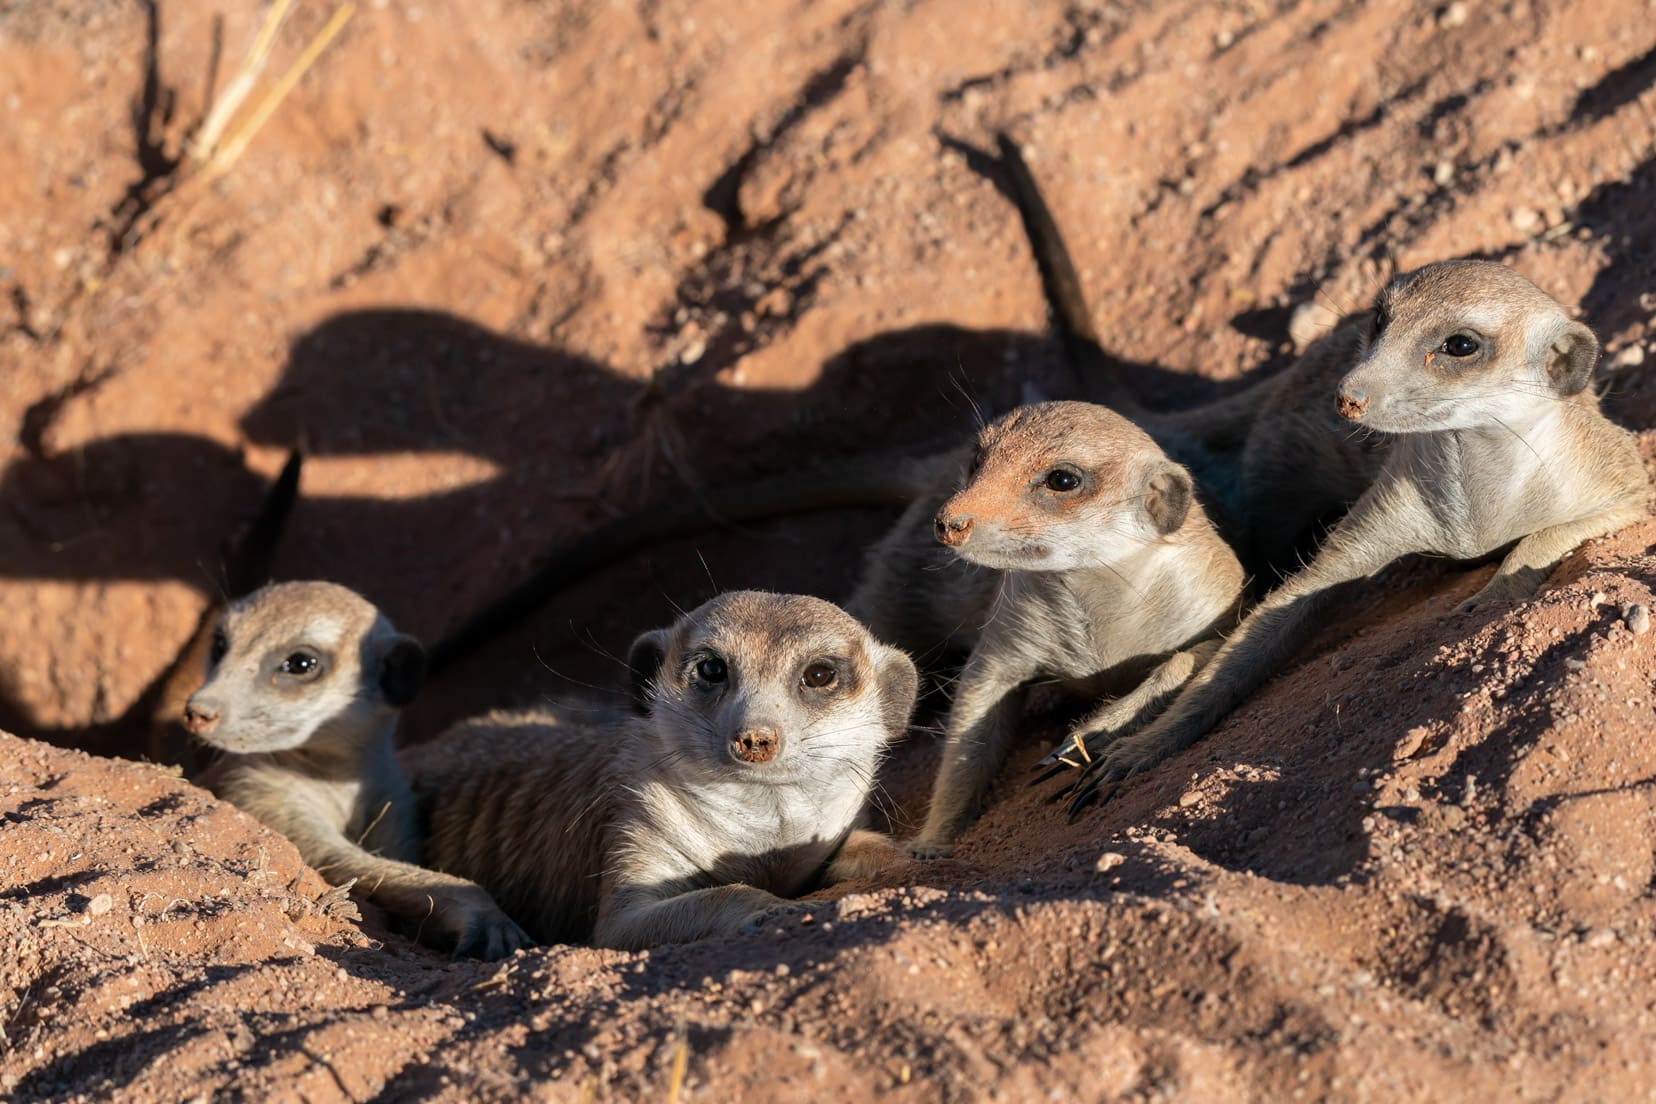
4,0 -> 1656,1099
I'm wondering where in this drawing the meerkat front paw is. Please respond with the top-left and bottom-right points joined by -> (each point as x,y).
903,837 -> 955,860
1067,732 -> 1171,816
737,901 -> 811,937
824,829 -> 913,883
458,907 -> 534,962
420,884 -> 533,961
1031,727 -> 1133,793
1459,569 -> 1544,613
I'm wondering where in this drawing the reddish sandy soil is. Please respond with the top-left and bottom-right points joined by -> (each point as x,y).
4,0 -> 1656,1099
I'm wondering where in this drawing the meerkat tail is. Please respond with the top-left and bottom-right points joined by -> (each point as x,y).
223,448 -> 304,595
994,132 -> 1141,414
425,451 -> 939,676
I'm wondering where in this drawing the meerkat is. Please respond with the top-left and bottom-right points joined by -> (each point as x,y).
404,590 -> 919,951
839,401 -> 1246,856
1062,260 -> 1651,806
184,580 -> 532,959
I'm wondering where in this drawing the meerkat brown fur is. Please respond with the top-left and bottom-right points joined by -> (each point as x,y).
407,590 -> 920,951
1067,260 -> 1651,804
185,581 -> 531,959
846,401 -> 1246,856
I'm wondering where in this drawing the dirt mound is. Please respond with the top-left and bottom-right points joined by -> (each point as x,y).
3,0 -> 1656,1098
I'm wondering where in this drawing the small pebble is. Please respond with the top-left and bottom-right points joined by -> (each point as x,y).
1438,1 -> 1469,27
1621,603 -> 1650,635
1393,727 -> 1429,760
1094,852 -> 1126,874
1509,206 -> 1542,234
87,893 -> 113,917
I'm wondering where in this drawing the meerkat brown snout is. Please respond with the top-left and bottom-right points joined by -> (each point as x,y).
410,590 -> 919,951
188,581 -> 531,960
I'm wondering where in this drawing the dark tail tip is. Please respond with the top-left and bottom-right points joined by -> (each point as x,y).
993,131 -> 1141,413
223,449 -> 303,596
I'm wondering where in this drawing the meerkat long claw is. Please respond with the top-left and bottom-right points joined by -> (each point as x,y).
1033,740 -> 1081,771
1066,754 -> 1136,818
1067,781 -> 1104,820
1030,752 -> 1061,774
1042,778 -> 1079,805
1029,761 -> 1075,788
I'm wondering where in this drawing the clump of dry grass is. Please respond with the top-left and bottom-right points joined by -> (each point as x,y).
189,0 -> 357,180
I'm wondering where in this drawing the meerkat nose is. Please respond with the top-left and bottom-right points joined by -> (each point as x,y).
732,727 -> 782,764
182,698 -> 223,736
935,511 -> 975,547
1336,389 -> 1370,421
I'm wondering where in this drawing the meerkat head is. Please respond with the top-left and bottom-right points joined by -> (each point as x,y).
625,591 -> 918,786
182,581 -> 426,755
931,401 -> 1195,571
1336,259 -> 1600,434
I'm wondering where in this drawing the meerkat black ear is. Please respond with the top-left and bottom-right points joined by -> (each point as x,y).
870,642 -> 919,740
627,628 -> 671,715
379,634 -> 426,708
1143,464 -> 1193,536
1546,320 -> 1599,396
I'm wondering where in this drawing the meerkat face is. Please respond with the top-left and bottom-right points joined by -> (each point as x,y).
1337,259 -> 1600,434
183,581 -> 425,754
931,401 -> 1194,572
626,591 -> 918,787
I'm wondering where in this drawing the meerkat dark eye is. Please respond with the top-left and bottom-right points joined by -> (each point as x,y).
1441,334 -> 1480,357
694,656 -> 728,684
209,629 -> 229,666
1369,304 -> 1390,342
278,651 -> 321,678
1043,468 -> 1081,493
801,662 -> 837,690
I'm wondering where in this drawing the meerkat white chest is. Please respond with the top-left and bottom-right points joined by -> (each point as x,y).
642,773 -> 867,895
1008,549 -> 1224,682
1411,416 -> 1572,558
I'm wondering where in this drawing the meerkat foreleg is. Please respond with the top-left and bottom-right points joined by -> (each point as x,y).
823,828 -> 912,882
1458,506 -> 1648,611
594,884 -> 795,951
1066,496 -> 1409,810
1034,639 -> 1223,782
284,819 -> 533,960
909,656 -> 1031,858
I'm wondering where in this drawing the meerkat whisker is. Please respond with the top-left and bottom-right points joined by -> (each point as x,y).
354,800 -> 393,849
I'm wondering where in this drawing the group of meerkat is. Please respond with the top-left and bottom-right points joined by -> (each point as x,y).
176,133 -> 1650,958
